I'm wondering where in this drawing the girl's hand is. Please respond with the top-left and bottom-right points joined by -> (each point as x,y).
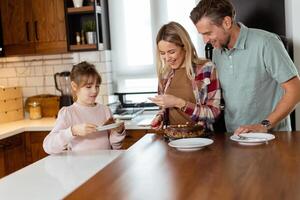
148,95 -> 184,108
103,117 -> 115,125
151,115 -> 163,130
71,123 -> 97,136
112,121 -> 125,134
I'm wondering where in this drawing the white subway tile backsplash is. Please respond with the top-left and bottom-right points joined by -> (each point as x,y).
45,76 -> 55,86
79,51 -> 100,62
22,87 -> 37,97
36,86 -> 56,95
18,77 -> 26,86
7,78 -> 19,86
5,57 -> 24,63
44,66 -> 54,75
34,66 -> 43,76
43,54 -> 62,60
24,60 -> 43,66
102,95 -> 109,105
26,77 -> 44,87
101,72 -> 112,84
96,95 -> 103,104
0,79 -> 8,87
0,58 -> 6,63
71,53 -> 80,64
44,59 -> 62,65
24,55 -> 43,61
16,67 -> 35,77
6,62 -> 25,68
53,64 -> 73,73
0,68 -> 16,77
0,51 -> 111,100
62,53 -> 74,59
62,58 -> 75,64
100,50 -> 111,62
100,84 -> 108,95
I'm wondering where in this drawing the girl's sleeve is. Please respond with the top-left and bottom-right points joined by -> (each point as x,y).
43,107 -> 75,154
104,107 -> 126,149
182,62 -> 221,130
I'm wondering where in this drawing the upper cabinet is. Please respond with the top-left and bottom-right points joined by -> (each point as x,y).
0,0 -> 67,56
64,0 -> 111,51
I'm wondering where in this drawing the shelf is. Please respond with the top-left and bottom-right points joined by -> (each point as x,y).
69,43 -> 103,51
69,44 -> 97,50
65,0 -> 110,51
67,5 -> 101,14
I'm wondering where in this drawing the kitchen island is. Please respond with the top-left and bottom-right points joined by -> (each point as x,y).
66,132 -> 300,200
0,150 -> 123,199
0,111 -> 157,178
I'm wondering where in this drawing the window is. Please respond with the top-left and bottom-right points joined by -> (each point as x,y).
109,0 -> 203,93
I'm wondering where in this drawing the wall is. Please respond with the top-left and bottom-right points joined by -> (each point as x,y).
285,0 -> 300,130
0,51 -> 113,105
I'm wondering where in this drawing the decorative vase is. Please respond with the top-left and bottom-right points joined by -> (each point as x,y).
85,32 -> 96,44
72,0 -> 83,8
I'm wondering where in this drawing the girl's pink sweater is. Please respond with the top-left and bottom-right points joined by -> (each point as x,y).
43,102 -> 125,154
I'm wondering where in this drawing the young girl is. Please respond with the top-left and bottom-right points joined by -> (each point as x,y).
43,62 -> 125,154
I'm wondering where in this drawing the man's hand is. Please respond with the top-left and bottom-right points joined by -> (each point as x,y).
234,124 -> 268,135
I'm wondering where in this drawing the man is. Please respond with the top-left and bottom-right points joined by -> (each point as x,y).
190,0 -> 300,134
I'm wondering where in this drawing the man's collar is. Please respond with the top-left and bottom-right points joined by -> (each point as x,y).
220,22 -> 248,53
234,23 -> 248,50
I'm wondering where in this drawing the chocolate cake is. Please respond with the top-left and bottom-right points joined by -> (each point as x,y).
164,124 -> 205,139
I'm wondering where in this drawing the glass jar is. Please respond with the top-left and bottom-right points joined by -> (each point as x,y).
29,102 -> 42,120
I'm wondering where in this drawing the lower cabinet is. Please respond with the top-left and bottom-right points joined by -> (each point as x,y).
0,134 -> 27,177
122,129 -> 163,149
0,131 -> 49,178
25,132 -> 49,164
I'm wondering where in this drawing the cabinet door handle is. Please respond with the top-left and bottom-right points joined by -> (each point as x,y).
34,20 -> 39,41
25,22 -> 30,41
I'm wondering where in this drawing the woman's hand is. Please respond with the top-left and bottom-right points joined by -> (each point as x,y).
151,115 -> 163,130
71,123 -> 97,136
149,95 -> 185,108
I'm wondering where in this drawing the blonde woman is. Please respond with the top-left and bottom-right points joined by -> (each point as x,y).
149,21 -> 221,131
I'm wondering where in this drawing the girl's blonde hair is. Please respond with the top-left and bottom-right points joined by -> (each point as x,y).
156,21 -> 206,80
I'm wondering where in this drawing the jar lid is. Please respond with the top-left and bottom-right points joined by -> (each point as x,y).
28,101 -> 40,107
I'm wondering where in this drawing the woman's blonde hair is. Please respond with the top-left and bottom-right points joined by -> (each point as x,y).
156,21 -> 206,80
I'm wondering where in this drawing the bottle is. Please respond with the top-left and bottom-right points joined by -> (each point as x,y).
76,32 -> 81,45
205,43 -> 213,60
81,30 -> 85,44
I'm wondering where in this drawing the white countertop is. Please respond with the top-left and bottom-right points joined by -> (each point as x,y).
0,117 -> 56,140
0,150 -> 124,200
0,111 -> 158,140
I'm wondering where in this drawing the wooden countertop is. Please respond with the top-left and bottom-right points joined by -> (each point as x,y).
66,132 -> 300,200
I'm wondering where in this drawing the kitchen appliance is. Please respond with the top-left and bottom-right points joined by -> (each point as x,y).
54,71 -> 73,108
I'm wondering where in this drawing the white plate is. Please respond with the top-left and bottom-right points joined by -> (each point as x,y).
168,138 -> 213,151
230,133 -> 275,145
96,122 -> 123,131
